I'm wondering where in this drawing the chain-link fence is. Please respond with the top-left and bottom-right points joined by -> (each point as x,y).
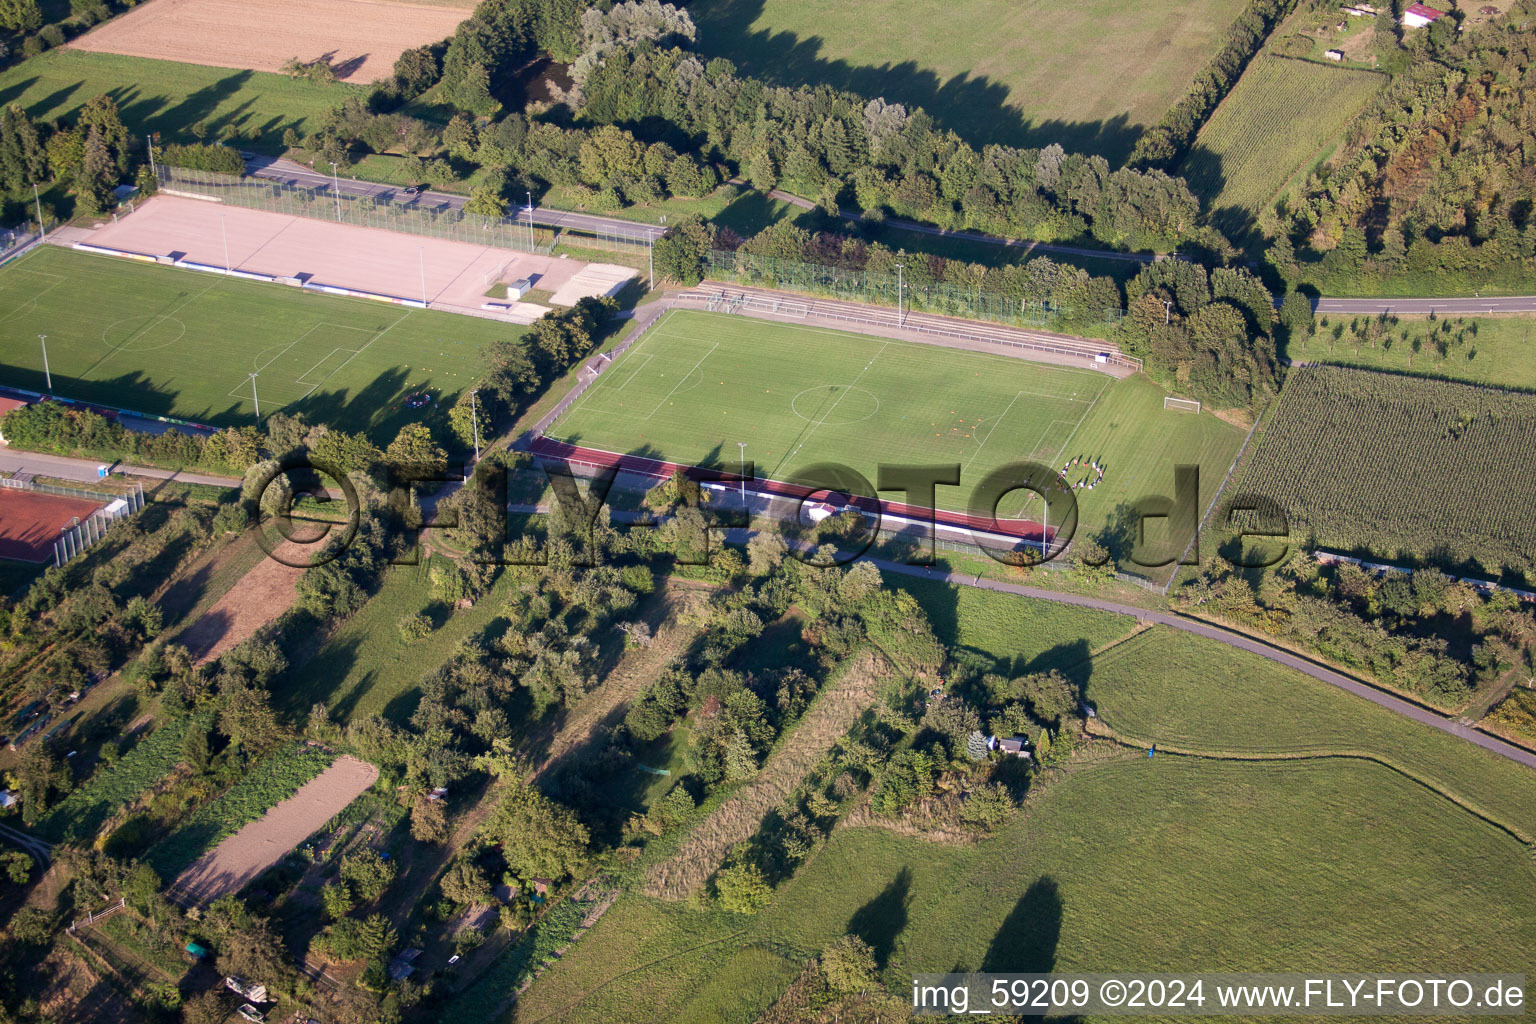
706,248 -> 1126,335
0,220 -> 48,266
156,166 -> 558,254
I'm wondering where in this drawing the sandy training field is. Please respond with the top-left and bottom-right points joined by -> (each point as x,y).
85,196 -> 634,323
69,0 -> 471,83
0,490 -> 102,562
177,542 -> 307,665
171,754 -> 378,905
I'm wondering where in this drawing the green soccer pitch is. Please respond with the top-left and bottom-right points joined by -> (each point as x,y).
549,310 -> 1246,534
0,247 -> 522,440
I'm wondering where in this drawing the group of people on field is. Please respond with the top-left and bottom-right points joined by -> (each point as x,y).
1062,455 -> 1105,491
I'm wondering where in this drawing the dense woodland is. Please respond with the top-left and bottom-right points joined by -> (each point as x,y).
1269,0 -> 1536,292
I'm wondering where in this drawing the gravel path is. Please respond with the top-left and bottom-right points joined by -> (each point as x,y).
171,755 -> 378,905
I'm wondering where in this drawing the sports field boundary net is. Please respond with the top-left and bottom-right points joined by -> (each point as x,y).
678,287 -> 1143,373
156,166 -> 559,255
705,248 -> 1128,339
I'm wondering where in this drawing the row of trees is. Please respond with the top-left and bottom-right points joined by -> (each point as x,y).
344,0 -> 1212,254
1182,549 -> 1535,707
0,94 -> 136,216
571,32 -> 1207,253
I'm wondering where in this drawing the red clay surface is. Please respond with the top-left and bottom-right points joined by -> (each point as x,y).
0,490 -> 103,562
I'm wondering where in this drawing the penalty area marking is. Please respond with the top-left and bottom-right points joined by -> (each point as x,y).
0,268 -> 67,325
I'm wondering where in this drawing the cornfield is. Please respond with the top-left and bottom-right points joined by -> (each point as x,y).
1181,55 -> 1384,238
1240,365 -> 1536,578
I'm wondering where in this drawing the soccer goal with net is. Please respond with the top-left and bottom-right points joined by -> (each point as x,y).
483,260 -> 511,287
1164,396 -> 1201,414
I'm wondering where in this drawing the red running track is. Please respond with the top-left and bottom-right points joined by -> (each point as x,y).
529,436 -> 1055,544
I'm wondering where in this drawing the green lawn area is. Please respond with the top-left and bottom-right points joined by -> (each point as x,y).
886,575 -> 1134,671
549,309 -> 1244,541
690,0 -> 1248,162
509,755 -> 1536,1023
1180,54 -> 1385,244
0,246 -> 522,440
1292,313 -> 1536,391
0,50 -> 359,152
474,591 -> 1536,1024
280,557 -> 520,725
1085,626 -> 1536,838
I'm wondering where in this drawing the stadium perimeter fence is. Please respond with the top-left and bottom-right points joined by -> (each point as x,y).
684,289 -> 1142,372
0,477 -> 147,566
705,248 -> 1127,337
156,166 -> 559,255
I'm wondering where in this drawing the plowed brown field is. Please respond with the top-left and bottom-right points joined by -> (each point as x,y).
69,0 -> 472,83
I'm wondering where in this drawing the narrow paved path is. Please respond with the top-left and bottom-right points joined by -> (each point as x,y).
1314,295 -> 1536,315
871,559 -> 1536,772
0,449 -> 240,488
0,820 -> 53,864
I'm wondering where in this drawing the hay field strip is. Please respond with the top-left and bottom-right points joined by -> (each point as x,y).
69,0 -> 472,84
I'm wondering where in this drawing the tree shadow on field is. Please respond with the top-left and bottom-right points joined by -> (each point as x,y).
688,0 -> 1141,162
982,875 -> 1063,974
1021,637 -> 1093,688
290,366 -> 412,444
158,69 -> 255,136
848,866 -> 912,969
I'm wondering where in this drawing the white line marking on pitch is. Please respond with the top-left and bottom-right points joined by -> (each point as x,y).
643,341 -> 718,421
778,340 -> 890,473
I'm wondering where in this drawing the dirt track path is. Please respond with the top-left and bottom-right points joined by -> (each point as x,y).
171,755 -> 378,904
530,578 -> 711,780
642,648 -> 893,900
176,540 -> 305,664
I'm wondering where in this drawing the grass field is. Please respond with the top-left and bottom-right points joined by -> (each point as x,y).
0,49 -> 360,153
690,0 -> 1249,162
1293,313 -> 1536,390
0,247 -> 520,440
886,575 -> 1134,670
1086,626 -> 1536,837
35,716 -> 194,843
509,761 -> 1536,1023
503,622 -> 1536,1024
1237,364 -> 1536,578
146,741 -> 333,877
281,557 -> 520,724
1181,55 -> 1385,242
549,310 -> 1244,540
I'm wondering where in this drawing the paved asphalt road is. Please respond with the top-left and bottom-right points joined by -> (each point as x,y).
873,560 -> 1536,771
0,822 -> 51,865
9,446 -> 1533,773
516,481 -> 1536,773
1313,295 -> 1536,315
243,155 -> 667,242
0,449 -> 240,488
